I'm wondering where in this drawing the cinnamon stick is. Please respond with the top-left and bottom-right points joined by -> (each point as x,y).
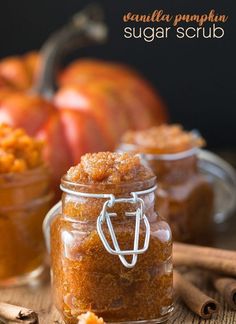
174,251 -> 236,277
212,276 -> 236,310
174,242 -> 236,260
0,302 -> 38,323
173,270 -> 219,319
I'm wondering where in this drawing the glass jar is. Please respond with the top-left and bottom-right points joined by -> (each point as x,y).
45,176 -> 173,324
0,165 -> 53,286
118,144 -> 214,243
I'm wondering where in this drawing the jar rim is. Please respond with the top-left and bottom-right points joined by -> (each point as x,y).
0,164 -> 50,187
61,174 -> 157,193
118,144 -> 200,161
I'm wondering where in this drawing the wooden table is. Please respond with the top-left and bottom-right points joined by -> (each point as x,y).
1,240 -> 236,324
1,151 -> 236,324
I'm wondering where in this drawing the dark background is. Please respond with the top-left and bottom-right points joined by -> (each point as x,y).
0,0 -> 235,149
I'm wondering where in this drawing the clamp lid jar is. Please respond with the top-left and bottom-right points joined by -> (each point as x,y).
44,152 -> 173,323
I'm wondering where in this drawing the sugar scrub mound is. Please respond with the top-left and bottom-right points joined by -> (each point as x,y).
77,311 -> 105,324
122,124 -> 205,154
66,152 -> 154,184
0,124 -> 43,173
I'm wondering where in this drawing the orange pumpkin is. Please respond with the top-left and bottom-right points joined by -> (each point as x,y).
57,59 -> 166,130
0,52 -> 39,91
0,7 -> 168,193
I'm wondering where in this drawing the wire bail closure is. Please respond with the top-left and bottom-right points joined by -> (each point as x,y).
96,192 -> 151,268
43,184 -> 156,268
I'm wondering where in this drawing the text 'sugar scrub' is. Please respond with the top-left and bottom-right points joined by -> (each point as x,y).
123,9 -> 228,42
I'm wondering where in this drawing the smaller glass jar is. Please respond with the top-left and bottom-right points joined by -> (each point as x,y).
0,166 -> 53,286
147,148 -> 214,242
44,153 -> 174,324
118,126 -> 214,243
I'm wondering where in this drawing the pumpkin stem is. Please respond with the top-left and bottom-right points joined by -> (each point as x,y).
33,4 -> 108,98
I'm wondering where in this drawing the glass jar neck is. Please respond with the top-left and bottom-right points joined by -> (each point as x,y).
145,153 -> 198,184
60,176 -> 157,222
0,165 -> 50,187
54,176 -> 158,268
118,144 -> 199,184
0,165 -> 52,209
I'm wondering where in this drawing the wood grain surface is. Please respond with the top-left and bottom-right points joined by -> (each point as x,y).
0,151 -> 236,324
1,265 -> 236,324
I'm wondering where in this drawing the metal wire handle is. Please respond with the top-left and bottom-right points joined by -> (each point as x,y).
97,194 -> 151,268
43,184 -> 156,268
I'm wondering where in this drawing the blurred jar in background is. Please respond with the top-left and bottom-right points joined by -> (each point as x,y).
118,125 -> 214,243
0,124 -> 53,286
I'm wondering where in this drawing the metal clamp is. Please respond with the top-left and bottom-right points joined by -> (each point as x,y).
97,192 -> 151,268
43,184 -> 156,268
